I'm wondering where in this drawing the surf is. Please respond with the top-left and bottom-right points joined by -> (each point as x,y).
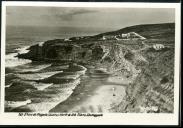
5,46 -> 32,68
16,71 -> 63,80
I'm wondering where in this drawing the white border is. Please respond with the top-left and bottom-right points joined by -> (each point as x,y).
0,2 -> 181,125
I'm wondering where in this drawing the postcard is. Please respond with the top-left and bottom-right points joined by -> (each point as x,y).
0,1 -> 181,125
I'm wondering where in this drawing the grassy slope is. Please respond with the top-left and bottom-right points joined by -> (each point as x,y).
18,23 -> 175,113
97,23 -> 174,39
108,23 -> 175,113
61,23 -> 175,113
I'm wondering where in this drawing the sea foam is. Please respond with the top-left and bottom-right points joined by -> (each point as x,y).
5,83 -> 13,88
5,99 -> 31,108
38,42 -> 45,47
17,71 -> 63,80
5,46 -> 32,68
21,78 -> 80,112
76,65 -> 87,75
55,74 -> 80,80
33,83 -> 53,91
16,64 -> 52,73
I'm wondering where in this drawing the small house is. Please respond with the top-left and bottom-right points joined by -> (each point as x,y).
153,44 -> 165,50
64,38 -> 72,41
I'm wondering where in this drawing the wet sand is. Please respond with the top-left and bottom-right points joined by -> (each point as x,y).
70,85 -> 126,113
50,67 -> 128,113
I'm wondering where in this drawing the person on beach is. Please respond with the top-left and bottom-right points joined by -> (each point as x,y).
112,87 -> 116,96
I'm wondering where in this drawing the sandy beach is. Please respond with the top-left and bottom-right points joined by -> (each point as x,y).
69,85 -> 126,113
50,67 -> 128,113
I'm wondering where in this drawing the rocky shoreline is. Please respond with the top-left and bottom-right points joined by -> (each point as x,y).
17,23 -> 175,113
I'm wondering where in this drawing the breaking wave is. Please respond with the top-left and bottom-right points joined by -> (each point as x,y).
33,83 -> 53,91
76,65 -> 87,75
55,74 -> 80,80
5,78 -> 81,112
5,49 -> 87,112
38,42 -> 45,47
16,63 -> 52,73
5,83 -> 13,88
26,78 -> 81,112
5,46 -> 32,68
16,71 -> 63,80
5,99 -> 32,109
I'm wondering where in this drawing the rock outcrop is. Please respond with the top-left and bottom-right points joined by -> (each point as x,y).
17,23 -> 175,113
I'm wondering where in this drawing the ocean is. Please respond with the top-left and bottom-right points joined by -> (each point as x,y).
5,26 -> 108,112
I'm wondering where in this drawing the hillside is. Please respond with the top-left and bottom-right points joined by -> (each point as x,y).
17,23 -> 175,113
95,23 -> 175,41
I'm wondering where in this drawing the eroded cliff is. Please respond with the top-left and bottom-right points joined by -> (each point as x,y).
17,23 -> 175,113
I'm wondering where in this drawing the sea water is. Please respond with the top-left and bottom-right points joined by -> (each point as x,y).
5,26 -> 104,112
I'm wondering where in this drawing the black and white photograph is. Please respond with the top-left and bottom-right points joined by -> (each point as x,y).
0,1 -> 181,125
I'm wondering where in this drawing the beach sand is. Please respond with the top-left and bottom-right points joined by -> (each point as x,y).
50,67 -> 128,113
69,84 -> 126,113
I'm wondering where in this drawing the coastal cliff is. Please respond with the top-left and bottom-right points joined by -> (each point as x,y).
17,23 -> 175,113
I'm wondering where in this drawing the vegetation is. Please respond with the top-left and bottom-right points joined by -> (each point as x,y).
18,23 -> 175,113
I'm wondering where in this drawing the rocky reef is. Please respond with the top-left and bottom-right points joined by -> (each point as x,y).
17,23 -> 175,113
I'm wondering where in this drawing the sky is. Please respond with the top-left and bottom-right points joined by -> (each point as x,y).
6,6 -> 175,31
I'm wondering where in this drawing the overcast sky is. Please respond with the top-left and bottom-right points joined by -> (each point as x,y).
6,6 -> 175,30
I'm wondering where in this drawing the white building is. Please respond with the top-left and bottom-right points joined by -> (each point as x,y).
121,32 -> 146,40
121,33 -> 128,38
64,38 -> 71,41
153,44 -> 165,50
102,36 -> 106,40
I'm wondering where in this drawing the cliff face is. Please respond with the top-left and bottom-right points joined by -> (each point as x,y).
17,23 -> 175,113
112,48 -> 174,113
